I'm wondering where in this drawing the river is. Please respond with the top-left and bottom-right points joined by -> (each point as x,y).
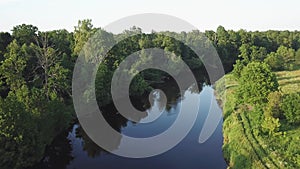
31,82 -> 227,169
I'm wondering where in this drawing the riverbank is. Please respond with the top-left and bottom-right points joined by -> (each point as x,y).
215,70 -> 300,169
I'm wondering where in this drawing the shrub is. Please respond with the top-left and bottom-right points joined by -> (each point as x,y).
237,62 -> 279,105
281,93 -> 300,125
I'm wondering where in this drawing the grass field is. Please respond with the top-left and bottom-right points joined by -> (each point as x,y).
216,69 -> 300,169
276,70 -> 300,93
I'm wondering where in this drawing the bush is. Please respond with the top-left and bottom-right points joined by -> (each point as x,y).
261,116 -> 281,135
281,93 -> 300,125
237,62 -> 279,105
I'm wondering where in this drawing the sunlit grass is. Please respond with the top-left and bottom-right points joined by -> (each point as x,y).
276,69 -> 300,94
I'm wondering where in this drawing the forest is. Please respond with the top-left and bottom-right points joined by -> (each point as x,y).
0,19 -> 300,169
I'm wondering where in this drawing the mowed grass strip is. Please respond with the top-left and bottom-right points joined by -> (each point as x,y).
276,70 -> 300,94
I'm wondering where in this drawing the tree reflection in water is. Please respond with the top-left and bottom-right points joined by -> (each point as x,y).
75,74 -> 206,158
31,69 -> 210,168
28,131 -> 73,169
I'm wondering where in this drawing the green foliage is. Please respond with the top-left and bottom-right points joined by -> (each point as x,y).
73,19 -> 97,56
0,32 -> 12,62
232,60 -> 245,77
94,32 -> 215,107
0,28 -> 72,169
47,63 -> 70,98
264,91 -> 283,118
12,24 -> 38,45
0,87 -> 72,169
0,86 -> 72,169
3,21 -> 300,169
238,45 -> 267,62
95,64 -> 113,106
0,91 -> 40,169
264,52 -> 284,71
275,46 -> 296,70
281,93 -> 300,125
296,48 -> 300,64
217,69 -> 300,169
45,29 -> 75,71
214,26 -> 240,71
261,116 -> 281,135
277,46 -> 295,63
0,40 -> 27,91
250,46 -> 268,61
45,29 -> 73,56
238,44 -> 252,62
232,30 -> 300,72
237,62 -> 279,105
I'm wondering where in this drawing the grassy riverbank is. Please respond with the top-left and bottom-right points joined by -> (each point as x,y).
215,70 -> 300,169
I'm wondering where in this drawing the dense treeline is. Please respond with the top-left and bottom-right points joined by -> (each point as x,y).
0,19 -> 300,168
0,25 -> 74,169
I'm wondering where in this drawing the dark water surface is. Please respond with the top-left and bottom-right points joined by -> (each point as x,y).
32,84 -> 227,169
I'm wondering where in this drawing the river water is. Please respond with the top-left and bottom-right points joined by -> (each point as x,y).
32,83 -> 227,169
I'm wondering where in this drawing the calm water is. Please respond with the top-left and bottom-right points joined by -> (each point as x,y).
33,84 -> 227,169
